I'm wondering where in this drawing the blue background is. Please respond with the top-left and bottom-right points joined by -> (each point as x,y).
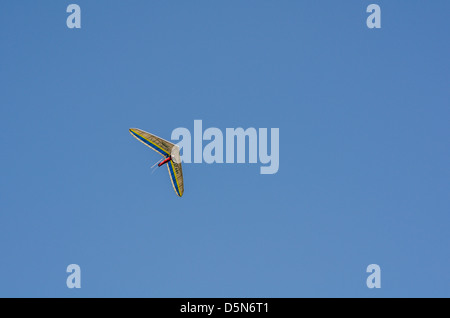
1,1 -> 449,297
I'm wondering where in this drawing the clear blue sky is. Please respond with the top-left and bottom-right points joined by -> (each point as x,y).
0,1 -> 449,297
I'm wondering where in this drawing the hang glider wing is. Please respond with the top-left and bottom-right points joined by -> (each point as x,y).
129,128 -> 184,197
129,128 -> 174,157
167,146 -> 184,197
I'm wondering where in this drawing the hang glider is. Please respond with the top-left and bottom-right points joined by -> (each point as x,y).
129,128 -> 184,197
